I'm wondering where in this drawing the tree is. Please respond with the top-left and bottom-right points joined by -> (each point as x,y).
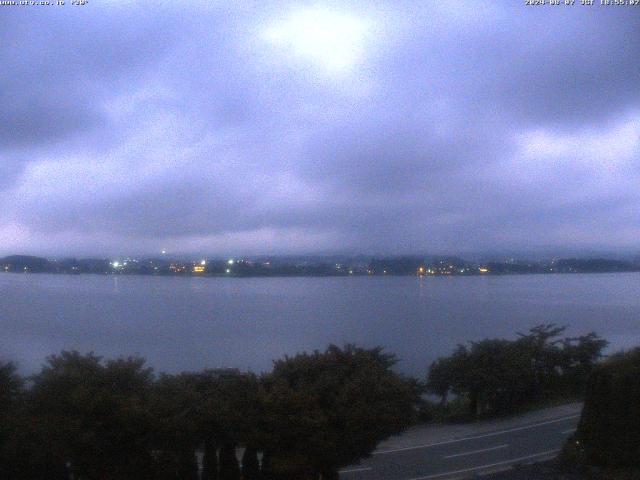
193,369 -> 263,479
0,361 -> 27,478
201,438 -> 218,480
149,372 -> 202,480
0,361 -> 22,413
426,356 -> 455,406
218,443 -> 241,480
24,351 -> 156,480
445,339 -> 532,416
241,446 -> 261,479
573,347 -> 640,467
517,324 -> 567,392
427,326 -> 608,418
261,344 -> 419,479
150,368 -> 262,480
559,332 -> 609,392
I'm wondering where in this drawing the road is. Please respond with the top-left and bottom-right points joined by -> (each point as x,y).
340,403 -> 581,480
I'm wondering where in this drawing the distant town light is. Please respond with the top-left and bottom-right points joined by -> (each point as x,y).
112,261 -> 120,268
479,267 -> 489,273
228,259 -> 234,265
200,260 -> 206,265
226,268 -> 231,274
161,250 -> 167,255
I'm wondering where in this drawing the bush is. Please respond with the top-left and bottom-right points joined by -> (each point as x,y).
574,348 -> 640,468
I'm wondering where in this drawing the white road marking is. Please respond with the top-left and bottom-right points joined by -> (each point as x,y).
339,467 -> 373,474
374,414 -> 579,455
561,428 -> 577,434
407,449 -> 561,480
443,444 -> 508,459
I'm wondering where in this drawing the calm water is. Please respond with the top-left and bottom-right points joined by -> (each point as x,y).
1,272 -> 639,377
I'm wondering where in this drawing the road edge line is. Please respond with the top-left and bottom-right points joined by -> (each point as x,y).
407,449 -> 560,480
374,414 -> 579,455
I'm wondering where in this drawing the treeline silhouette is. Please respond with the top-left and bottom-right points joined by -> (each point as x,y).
426,325 -> 608,418
566,347 -> 640,469
0,345 -> 418,480
0,328 -> 610,479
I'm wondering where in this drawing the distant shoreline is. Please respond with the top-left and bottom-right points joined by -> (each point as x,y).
2,269 -> 639,279
2,254 -> 638,278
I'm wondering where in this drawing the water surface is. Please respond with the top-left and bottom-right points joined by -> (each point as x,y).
1,272 -> 639,376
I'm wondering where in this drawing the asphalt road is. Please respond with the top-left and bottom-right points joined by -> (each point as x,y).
339,412 -> 580,480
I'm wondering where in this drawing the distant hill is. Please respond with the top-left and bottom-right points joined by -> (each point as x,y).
0,255 -> 51,272
554,258 -> 635,273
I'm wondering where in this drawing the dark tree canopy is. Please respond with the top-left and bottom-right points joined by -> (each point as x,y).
0,336 -> 613,480
574,347 -> 640,468
26,352 -> 156,480
427,325 -> 608,417
261,344 -> 419,478
0,361 -> 22,416
0,345 -> 419,480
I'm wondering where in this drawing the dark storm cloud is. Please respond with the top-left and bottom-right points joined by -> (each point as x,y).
0,1 -> 638,255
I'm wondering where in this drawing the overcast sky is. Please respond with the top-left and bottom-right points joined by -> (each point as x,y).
1,1 -> 638,257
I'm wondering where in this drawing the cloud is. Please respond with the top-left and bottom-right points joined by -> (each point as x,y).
0,1 -> 638,255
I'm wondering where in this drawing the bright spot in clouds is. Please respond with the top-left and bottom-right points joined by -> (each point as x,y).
517,114 -> 640,167
264,7 -> 370,71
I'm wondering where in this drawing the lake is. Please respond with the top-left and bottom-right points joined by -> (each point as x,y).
1,272 -> 639,377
